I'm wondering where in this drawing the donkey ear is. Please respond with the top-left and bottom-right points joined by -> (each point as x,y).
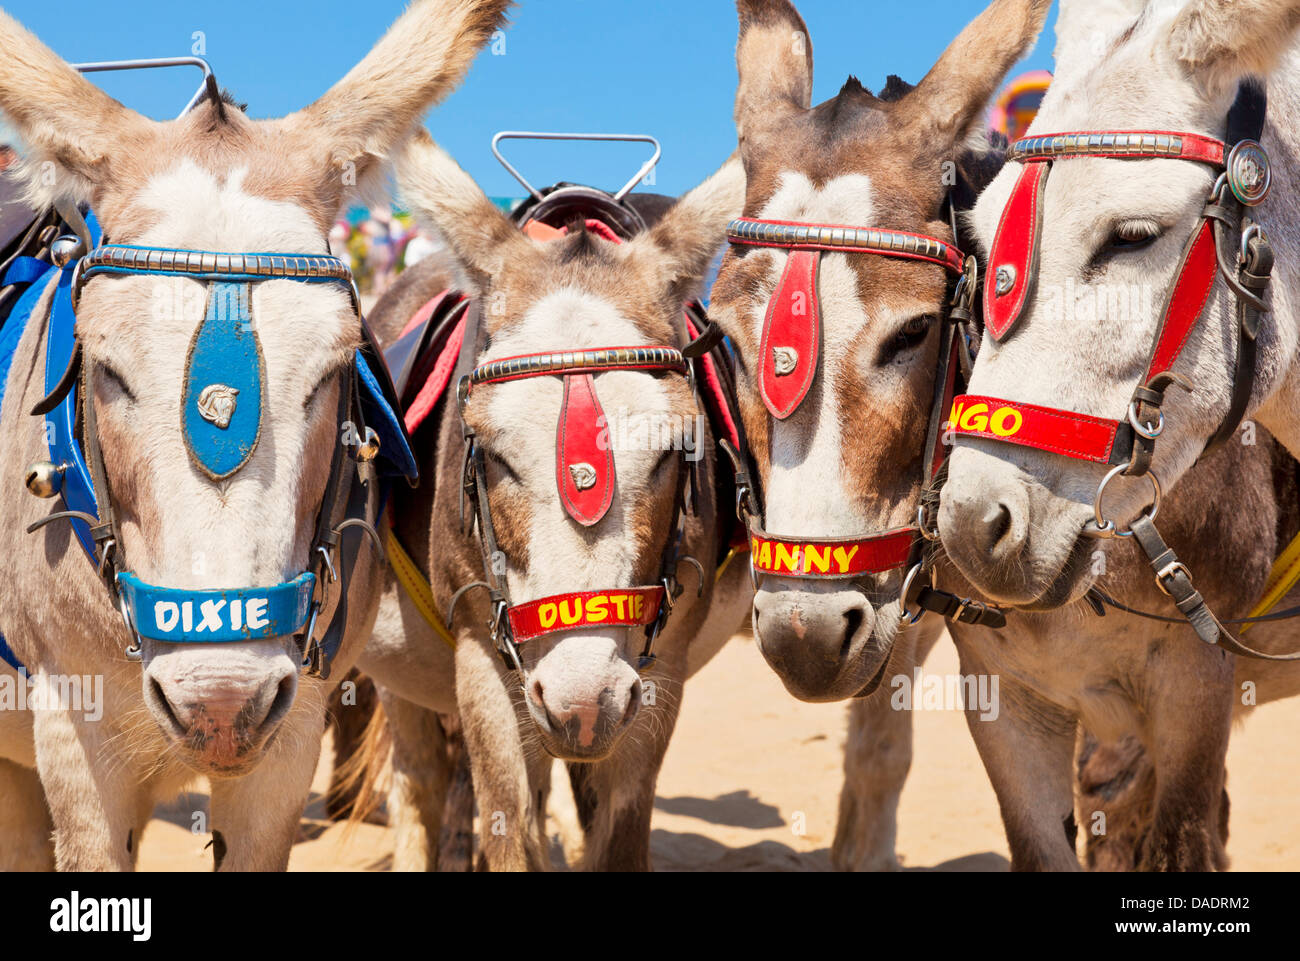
909,0 -> 1053,142
0,11 -> 155,202
394,128 -> 534,294
630,154 -> 746,307
1168,0 -> 1300,99
285,0 -> 511,184
734,0 -> 814,142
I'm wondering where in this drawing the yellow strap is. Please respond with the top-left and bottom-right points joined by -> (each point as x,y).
1242,529 -> 1300,634
386,535 -> 456,649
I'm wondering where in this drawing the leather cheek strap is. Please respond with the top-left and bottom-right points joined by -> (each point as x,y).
759,249 -> 821,420
985,161 -> 1049,341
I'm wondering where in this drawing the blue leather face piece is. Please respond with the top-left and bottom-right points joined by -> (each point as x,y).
182,282 -> 265,479
354,349 -> 418,482
116,572 -> 316,643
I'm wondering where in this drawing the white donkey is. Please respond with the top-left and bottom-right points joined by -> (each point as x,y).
939,0 -> 1300,866
0,0 -> 511,871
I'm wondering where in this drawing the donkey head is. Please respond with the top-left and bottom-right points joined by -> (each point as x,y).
397,131 -> 742,760
940,0 -> 1300,608
0,0 -> 509,774
708,0 -> 1049,701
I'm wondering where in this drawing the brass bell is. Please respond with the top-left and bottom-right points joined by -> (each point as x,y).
25,460 -> 65,498
50,235 -> 85,268
350,426 -> 381,463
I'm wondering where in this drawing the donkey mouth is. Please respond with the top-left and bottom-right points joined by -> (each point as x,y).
1004,528 -> 1099,612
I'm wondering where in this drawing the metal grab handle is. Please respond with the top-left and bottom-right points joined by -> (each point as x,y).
490,131 -> 662,202
73,57 -> 214,119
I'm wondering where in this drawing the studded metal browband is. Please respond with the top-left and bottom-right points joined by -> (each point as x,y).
726,218 -> 965,274
470,346 -> 688,387
1007,131 -> 1227,165
73,244 -> 354,308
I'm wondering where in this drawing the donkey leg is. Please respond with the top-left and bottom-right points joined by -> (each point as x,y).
956,646 -> 1079,871
1137,644 -> 1234,872
436,714 -> 476,872
0,760 -> 55,871
325,668 -> 377,821
206,691 -> 323,871
380,688 -> 451,872
1075,732 -> 1154,871
832,620 -> 941,871
33,709 -> 143,871
456,637 -> 547,871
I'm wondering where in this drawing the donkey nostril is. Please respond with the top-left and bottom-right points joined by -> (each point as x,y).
622,678 -> 643,728
986,503 -> 1014,546
148,676 -> 184,735
842,607 -> 864,656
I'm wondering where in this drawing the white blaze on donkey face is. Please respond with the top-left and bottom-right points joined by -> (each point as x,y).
738,172 -> 904,702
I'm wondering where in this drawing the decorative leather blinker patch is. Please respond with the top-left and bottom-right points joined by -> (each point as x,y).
556,373 -> 615,526
182,282 -> 264,479
759,249 -> 821,419
985,161 -> 1050,341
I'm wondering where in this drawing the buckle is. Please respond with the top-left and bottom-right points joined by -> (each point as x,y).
1155,560 -> 1191,596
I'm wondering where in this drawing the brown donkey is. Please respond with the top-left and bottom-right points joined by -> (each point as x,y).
708,0 -> 1295,870
354,129 -> 755,870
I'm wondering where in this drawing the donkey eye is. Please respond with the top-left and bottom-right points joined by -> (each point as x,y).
485,449 -> 522,484
303,368 -> 343,411
1108,219 -> 1162,252
97,364 -> 136,403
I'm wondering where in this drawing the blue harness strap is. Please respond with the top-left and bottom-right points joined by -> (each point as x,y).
116,572 -> 316,642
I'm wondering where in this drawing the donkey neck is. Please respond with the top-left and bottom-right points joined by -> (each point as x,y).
1253,45 -> 1300,460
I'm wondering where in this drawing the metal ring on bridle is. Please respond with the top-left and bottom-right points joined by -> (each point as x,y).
1240,222 -> 1265,266
898,563 -> 930,625
1127,402 -> 1164,440
1091,465 -> 1162,539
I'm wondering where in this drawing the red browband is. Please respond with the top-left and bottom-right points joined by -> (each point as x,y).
749,529 -> 915,580
506,586 -> 665,643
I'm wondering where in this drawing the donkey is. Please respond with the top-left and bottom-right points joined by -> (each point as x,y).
352,129 -> 755,870
708,0 -> 1295,871
932,0 -> 1300,867
0,0 -> 510,871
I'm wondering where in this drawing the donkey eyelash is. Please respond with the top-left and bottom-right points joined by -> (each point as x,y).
302,366 -> 346,411
484,449 -> 522,484
97,364 -> 136,403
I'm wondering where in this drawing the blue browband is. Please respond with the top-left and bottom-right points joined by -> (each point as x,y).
19,226 -> 416,672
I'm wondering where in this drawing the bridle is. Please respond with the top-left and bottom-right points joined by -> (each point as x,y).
23,216 -> 417,680
948,81 -> 1300,662
449,340 -> 704,674
717,212 -> 1005,631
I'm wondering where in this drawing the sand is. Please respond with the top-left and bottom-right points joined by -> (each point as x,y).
135,633 -> 1300,871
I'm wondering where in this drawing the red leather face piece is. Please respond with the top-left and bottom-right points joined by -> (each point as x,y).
949,395 -> 1122,464
1146,218 -> 1218,381
985,161 -> 1050,341
759,249 -> 821,420
749,529 -> 915,579
507,586 -> 665,643
556,373 -> 615,526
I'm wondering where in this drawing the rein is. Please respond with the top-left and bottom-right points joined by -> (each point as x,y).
949,81 -> 1300,662
21,219 -> 417,679
718,211 -> 1005,632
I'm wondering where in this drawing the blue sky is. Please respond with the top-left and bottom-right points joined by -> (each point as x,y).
8,0 -> 1058,199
